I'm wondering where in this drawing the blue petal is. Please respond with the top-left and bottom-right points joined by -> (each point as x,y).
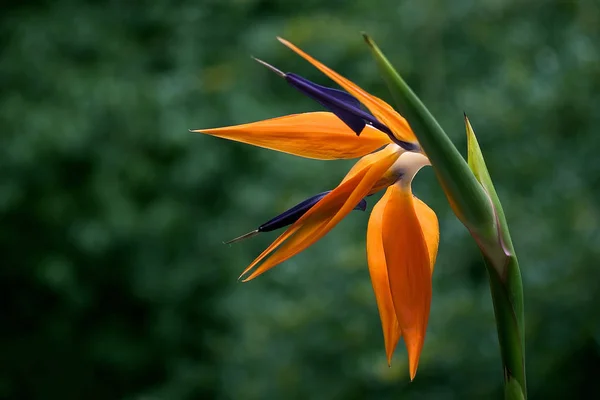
285,73 -> 393,136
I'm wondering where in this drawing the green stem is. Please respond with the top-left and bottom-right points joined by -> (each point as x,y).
485,256 -> 527,399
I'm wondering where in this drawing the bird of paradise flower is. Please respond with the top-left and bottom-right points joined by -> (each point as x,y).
192,38 -> 440,380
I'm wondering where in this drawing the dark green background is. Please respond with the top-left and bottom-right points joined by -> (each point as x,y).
2,0 -> 599,398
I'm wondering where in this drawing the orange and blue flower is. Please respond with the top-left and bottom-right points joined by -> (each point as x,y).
192,38 -> 439,380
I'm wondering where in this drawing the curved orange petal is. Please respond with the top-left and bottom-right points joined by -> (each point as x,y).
366,189 -> 401,365
381,184 -> 432,380
192,112 -> 390,160
240,148 -> 401,281
278,38 -> 417,144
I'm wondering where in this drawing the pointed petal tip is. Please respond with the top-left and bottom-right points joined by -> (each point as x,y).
191,127 -> 224,134
237,260 -> 265,282
406,338 -> 422,382
464,112 -> 471,124
240,270 -> 260,282
408,358 -> 419,381
361,32 -> 374,46
252,57 -> 286,77
224,229 -> 260,245
238,271 -> 251,282
190,128 -> 215,134
276,36 -> 293,48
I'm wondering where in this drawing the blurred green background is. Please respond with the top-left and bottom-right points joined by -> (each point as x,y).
2,0 -> 599,398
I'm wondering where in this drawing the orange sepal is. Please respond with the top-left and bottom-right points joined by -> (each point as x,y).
278,38 -> 416,144
366,189 -> 401,365
381,184 -> 433,380
192,112 -> 390,160
240,149 -> 401,281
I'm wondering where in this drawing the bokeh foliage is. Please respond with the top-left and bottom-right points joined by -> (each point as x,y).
1,0 -> 599,399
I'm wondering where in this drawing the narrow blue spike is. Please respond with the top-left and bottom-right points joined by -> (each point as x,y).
224,191 -> 368,244
259,191 -> 331,232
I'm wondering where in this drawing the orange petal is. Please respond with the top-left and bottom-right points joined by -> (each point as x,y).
278,38 -> 417,144
381,184 -> 432,380
192,112 -> 390,160
366,189 -> 401,365
240,148 -> 401,281
414,197 -> 439,272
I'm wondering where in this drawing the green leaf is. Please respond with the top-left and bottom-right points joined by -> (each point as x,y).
486,256 -> 527,399
469,118 -> 527,398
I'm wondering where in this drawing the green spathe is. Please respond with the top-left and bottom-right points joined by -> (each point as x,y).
361,34 -> 501,251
